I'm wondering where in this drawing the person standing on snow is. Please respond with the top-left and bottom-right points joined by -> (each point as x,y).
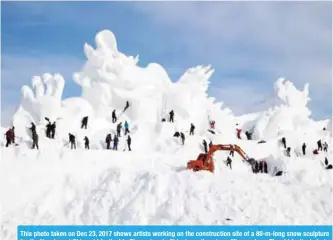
68,133 -> 76,149
124,121 -> 130,135
169,110 -> 174,123
81,116 -> 88,129
5,127 -> 14,147
30,122 -> 36,135
84,136 -> 90,149
117,122 -> 122,138
32,131 -> 39,150
105,133 -> 112,149
113,135 -> 119,150
317,140 -> 323,151
189,123 -> 195,136
281,137 -> 286,149
112,110 -> 117,123
203,140 -> 208,153
323,142 -> 328,152
302,143 -> 306,155
226,156 -> 232,170
180,132 -> 185,145
46,122 -> 52,138
286,147 -> 291,157
127,135 -> 132,151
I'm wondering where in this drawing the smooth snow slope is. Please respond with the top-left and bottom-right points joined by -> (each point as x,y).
1,30 -> 332,239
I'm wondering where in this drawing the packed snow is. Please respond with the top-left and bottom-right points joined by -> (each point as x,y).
1,30 -> 332,239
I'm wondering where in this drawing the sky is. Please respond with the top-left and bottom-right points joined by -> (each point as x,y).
1,1 -> 332,126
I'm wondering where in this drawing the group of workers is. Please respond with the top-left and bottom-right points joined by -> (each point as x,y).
4,101 -> 133,151
3,105 -> 331,173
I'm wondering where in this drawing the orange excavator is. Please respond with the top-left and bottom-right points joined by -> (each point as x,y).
187,144 -> 267,173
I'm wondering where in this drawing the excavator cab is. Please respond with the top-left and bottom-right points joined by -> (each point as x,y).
187,153 -> 214,172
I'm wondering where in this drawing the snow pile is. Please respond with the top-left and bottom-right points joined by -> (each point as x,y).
1,29 -> 332,239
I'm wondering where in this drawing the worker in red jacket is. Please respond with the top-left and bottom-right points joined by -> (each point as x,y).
236,128 -> 242,139
210,120 -> 215,129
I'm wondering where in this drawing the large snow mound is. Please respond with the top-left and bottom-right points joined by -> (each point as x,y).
1,29 -> 332,239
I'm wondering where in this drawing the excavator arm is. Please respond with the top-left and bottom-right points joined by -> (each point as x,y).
187,144 -> 255,173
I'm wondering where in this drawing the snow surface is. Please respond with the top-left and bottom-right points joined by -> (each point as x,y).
1,30 -> 332,239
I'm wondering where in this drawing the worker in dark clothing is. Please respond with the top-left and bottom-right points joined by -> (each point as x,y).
84,136 -> 89,149
286,147 -> 291,157
180,132 -> 185,145
112,110 -> 117,123
323,142 -> 328,152
105,134 -> 112,149
161,118 -> 166,122
189,123 -> 195,136
5,127 -> 14,147
203,140 -> 208,153
81,116 -> 88,129
124,121 -> 130,135
317,140 -> 322,151
169,110 -> 174,123
245,131 -> 252,140
281,137 -> 286,149
123,101 -> 130,112
46,122 -> 52,138
50,122 -> 56,139
127,135 -> 132,151
173,132 -> 180,137
69,133 -> 76,149
113,135 -> 119,150
226,156 -> 232,170
30,122 -> 36,134
32,131 -> 39,150
302,143 -> 306,155
117,122 -> 122,137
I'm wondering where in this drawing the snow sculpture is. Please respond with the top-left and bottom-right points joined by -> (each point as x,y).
18,73 -> 65,123
11,74 -> 65,140
253,78 -> 312,139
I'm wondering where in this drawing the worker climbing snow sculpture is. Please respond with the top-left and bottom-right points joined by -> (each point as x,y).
123,101 -> 130,113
